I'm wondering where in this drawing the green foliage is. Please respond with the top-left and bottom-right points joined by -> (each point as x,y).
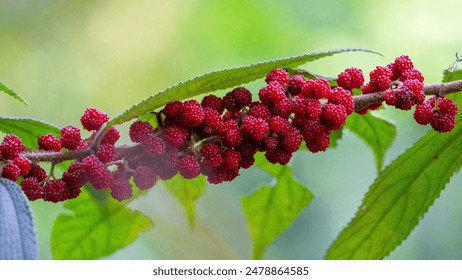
0,117 -> 60,150
107,49 -> 379,127
51,188 -> 153,260
326,114 -> 462,259
0,179 -> 37,259
163,175 -> 207,228
443,58 -> 462,105
0,81 -> 29,107
345,113 -> 396,171
242,153 -> 313,260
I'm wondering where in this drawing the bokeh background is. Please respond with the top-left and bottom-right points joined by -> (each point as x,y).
1,0 -> 462,259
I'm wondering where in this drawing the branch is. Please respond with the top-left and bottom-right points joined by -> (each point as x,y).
353,80 -> 462,112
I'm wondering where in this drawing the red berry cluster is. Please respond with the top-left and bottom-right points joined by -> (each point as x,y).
0,55 -> 457,203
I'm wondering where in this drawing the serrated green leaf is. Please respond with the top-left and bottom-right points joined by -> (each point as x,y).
0,81 -> 29,106
163,174 -> 207,229
345,113 -> 396,171
326,114 -> 462,259
0,179 -> 37,259
0,117 -> 60,150
442,58 -> 462,106
108,48 -> 380,127
52,189 -> 153,260
242,153 -> 313,260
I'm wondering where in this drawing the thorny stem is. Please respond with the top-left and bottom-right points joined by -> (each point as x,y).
12,79 -> 462,166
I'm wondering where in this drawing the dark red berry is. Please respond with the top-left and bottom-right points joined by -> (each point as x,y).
438,98 -> 458,116
21,177 -> 42,201
259,82 -> 286,105
431,111 -> 455,132
293,98 -> 322,120
218,120 -> 242,147
96,144 -> 116,164
222,148 -> 241,170
83,155 -> 112,190
181,100 -> 205,128
337,67 -> 364,90
13,156 -> 31,176
143,136 -> 166,156
389,55 -> 414,80
223,87 -> 252,112
43,179 -> 69,203
201,95 -> 224,114
80,107 -> 109,131
287,75 -> 305,95
200,143 -> 223,168
328,87 -> 355,115
414,102 -> 434,125
25,164 -> 47,182
240,116 -> 269,142
320,104 -> 347,130
265,68 -> 289,85
134,166 -> 157,190
110,178 -> 133,201
178,155 -> 201,179
248,102 -> 271,121
300,78 -> 331,99
164,126 -> 189,148
400,69 -> 424,83
60,125 -> 82,150
38,134 -> 62,151
2,164 -> 20,181
1,134 -> 24,160
101,127 -> 121,145
129,121 -> 154,143
301,120 -> 331,153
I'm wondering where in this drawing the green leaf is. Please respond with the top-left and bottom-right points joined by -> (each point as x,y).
0,81 -> 29,106
442,58 -> 462,106
242,153 -> 314,259
0,117 -> 60,150
326,114 -> 462,259
108,48 -> 380,127
52,189 -> 153,259
0,179 -> 37,259
345,113 -> 396,171
163,174 -> 207,228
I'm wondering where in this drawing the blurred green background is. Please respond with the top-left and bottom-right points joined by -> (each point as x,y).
1,0 -> 462,259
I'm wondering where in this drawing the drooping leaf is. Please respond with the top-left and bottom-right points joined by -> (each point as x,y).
0,178 -> 37,259
242,153 -> 314,260
108,48 -> 380,127
326,114 -> 462,260
0,117 -> 60,150
163,174 -> 207,228
52,189 -> 153,259
345,113 -> 396,171
0,81 -> 29,106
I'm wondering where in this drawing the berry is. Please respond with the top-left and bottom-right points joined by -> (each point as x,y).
262,136 -> 278,152
1,134 -> 24,160
143,136 -> 166,156
320,104 -> 347,130
201,95 -> 224,114
287,75 -> 305,95
393,88 -> 414,110
223,87 -> 252,112
240,116 -> 269,142
222,148 -> 241,170
218,120 -> 242,147
43,179 -> 68,203
337,67 -> 364,90
101,127 -> 120,145
271,97 -> 294,119
268,116 -> 291,135
414,102 -> 434,125
84,155 -> 112,190
2,164 -> 20,181
369,66 -> 392,91
300,78 -> 331,99
200,107 -> 222,136
164,126 -> 189,148
38,134 -> 62,151
431,111 -> 455,132
80,107 -> 109,131
400,69 -> 424,83
162,101 -> 184,119
293,98 -> 322,120
265,150 -> 292,165
248,102 -> 271,121
328,87 -> 355,115
129,121 -> 154,143
25,164 -> 48,182
181,100 -> 205,128
178,155 -> 201,179
301,121 -> 331,153
438,98 -> 458,116
13,156 -> 31,176
133,166 -> 157,190
280,127 -> 302,153
265,68 -> 289,85
96,144 -> 116,164
259,82 -> 286,105
21,177 -> 42,201
389,55 -> 414,80
110,179 -> 133,201
60,125 -> 82,150
200,143 -> 223,168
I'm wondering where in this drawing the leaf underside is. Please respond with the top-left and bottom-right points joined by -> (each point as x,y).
108,48 -> 380,127
326,114 -> 462,259
242,153 -> 314,260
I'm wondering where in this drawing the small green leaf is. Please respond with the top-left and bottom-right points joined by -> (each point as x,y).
345,113 -> 396,171
163,174 -> 207,228
326,114 -> 462,259
52,189 -> 153,259
108,48 -> 380,127
442,58 -> 462,105
0,179 -> 37,259
242,153 -> 313,260
0,117 -> 60,150
0,81 -> 29,106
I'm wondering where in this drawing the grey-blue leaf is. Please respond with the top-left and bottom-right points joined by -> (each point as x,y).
0,178 -> 37,259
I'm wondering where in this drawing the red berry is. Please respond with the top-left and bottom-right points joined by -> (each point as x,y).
96,144 -> 116,164
280,127 -> 302,153
110,179 -> 133,201
337,67 -> 364,90
134,166 -> 157,190
393,88 -> 415,110
200,107 -> 222,136
400,69 -> 424,83
248,102 -> 271,121
1,134 -> 24,160
328,87 -> 355,115
200,143 -> 223,168
38,134 -> 62,151
162,101 -> 184,119
301,120 -> 331,153
83,155 -> 112,190
129,121 -> 154,143
265,68 -> 289,85
369,66 -> 392,91
164,126 -> 189,148
13,156 -> 31,176
414,102 -> 434,125
240,116 -> 269,142
270,97 -> 294,119
259,82 -> 286,105
431,111 -> 455,132
300,78 -> 331,99
262,136 -> 278,152
438,98 -> 458,116
265,149 -> 292,165
101,127 -> 120,145
389,55 -> 414,80
287,75 -> 305,95
21,177 -> 42,201
201,95 -> 224,114
60,125 -> 82,150
178,155 -> 201,179
268,116 -> 291,135
25,164 -> 48,182
143,136 -> 166,156
320,104 -> 347,130
222,148 -> 241,170
43,179 -> 69,203
2,164 -> 20,181
80,107 -> 109,131
223,87 -> 252,112
181,100 -> 205,128
293,98 -> 322,120
218,120 -> 242,147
